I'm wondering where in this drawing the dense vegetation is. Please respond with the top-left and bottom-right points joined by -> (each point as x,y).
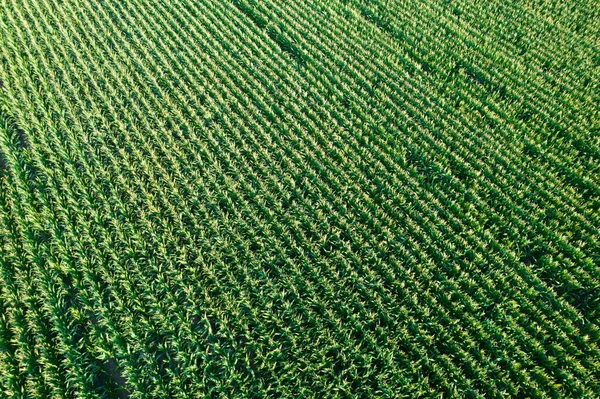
0,0 -> 599,397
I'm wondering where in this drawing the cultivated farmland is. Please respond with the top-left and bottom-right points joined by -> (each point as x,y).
0,0 -> 599,397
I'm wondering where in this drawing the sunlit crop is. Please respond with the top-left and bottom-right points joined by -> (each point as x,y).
0,0 -> 598,397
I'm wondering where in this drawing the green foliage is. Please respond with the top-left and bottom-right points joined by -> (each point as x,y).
0,0 -> 598,397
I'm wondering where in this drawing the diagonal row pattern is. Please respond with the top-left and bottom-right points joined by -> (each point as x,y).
0,0 -> 598,397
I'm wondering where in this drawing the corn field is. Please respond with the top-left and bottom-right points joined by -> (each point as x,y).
0,0 -> 599,397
